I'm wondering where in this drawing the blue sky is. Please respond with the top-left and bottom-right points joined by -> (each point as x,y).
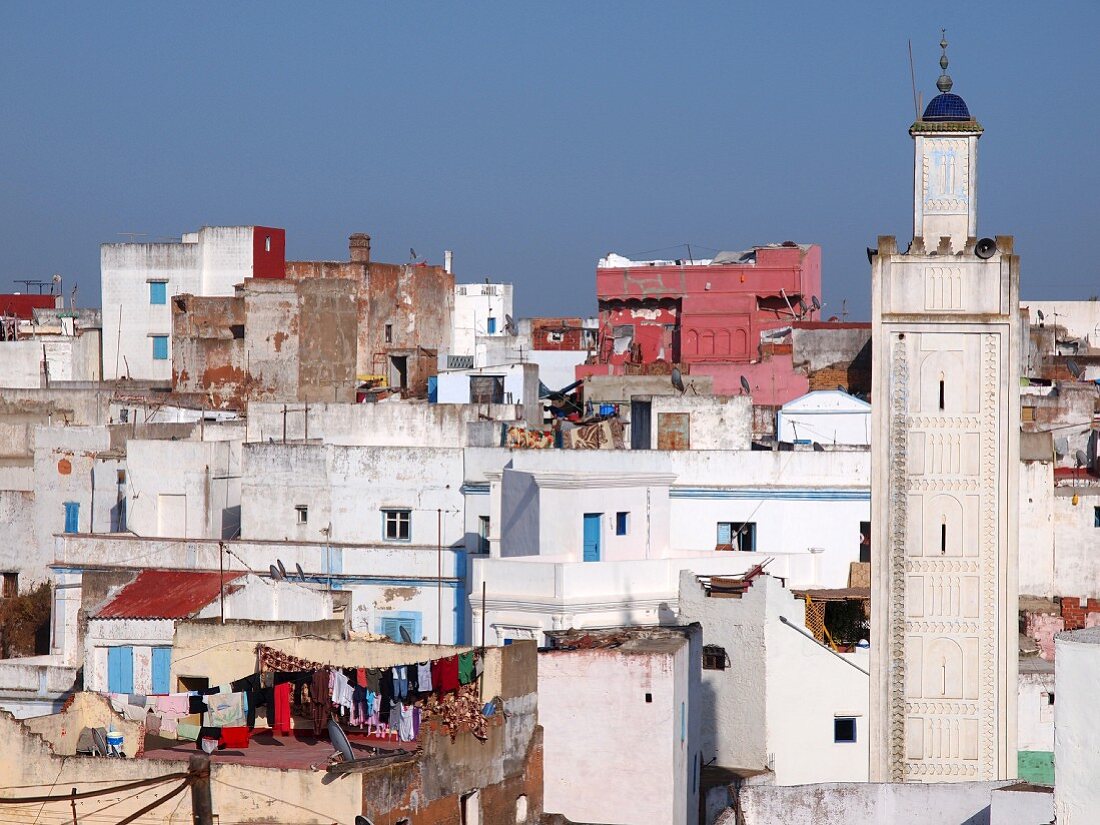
1,2 -> 1096,318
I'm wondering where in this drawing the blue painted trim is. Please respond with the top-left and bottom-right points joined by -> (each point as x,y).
461,483 -> 490,495
377,610 -> 422,643
670,487 -> 869,502
453,550 -> 468,646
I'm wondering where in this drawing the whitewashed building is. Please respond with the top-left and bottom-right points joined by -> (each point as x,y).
82,570 -> 335,694
679,571 -> 869,787
539,625 -> 701,825
101,225 -> 284,381
777,390 -> 871,446
468,448 -> 869,644
451,282 -> 513,359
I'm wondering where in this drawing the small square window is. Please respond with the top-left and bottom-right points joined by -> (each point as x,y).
149,281 -> 166,305
717,521 -> 756,552
834,717 -> 857,743
1046,691 -> 1055,706
615,512 -> 629,536
644,692 -> 652,703
295,505 -> 308,525
152,335 -> 168,360
1094,507 -> 1100,528
383,509 -> 411,542
703,645 -> 727,670
264,235 -> 272,253
385,323 -> 393,344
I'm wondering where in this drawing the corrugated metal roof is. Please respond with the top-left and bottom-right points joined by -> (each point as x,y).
96,570 -> 244,619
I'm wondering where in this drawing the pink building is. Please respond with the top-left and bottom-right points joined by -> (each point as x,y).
578,243 -> 822,404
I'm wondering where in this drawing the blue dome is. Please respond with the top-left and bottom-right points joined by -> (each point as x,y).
922,92 -> 971,122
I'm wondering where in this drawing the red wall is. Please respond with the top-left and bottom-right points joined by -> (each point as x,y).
252,226 -> 287,279
0,294 -> 56,318
583,244 -> 822,405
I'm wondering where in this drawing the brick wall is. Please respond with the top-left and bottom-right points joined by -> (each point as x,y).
1060,596 -> 1100,631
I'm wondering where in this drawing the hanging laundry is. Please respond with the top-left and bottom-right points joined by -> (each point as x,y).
310,669 -> 330,734
203,693 -> 247,728
392,665 -> 408,699
331,669 -> 354,712
273,682 -> 292,734
458,651 -> 475,685
417,661 -> 432,692
398,703 -> 416,741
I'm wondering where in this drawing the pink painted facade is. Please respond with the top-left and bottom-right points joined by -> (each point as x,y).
577,243 -> 821,404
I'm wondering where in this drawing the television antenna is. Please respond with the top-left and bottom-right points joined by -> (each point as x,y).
117,232 -> 148,243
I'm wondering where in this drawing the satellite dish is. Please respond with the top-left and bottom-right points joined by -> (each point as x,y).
1067,359 -> 1083,379
355,818 -> 376,825
296,563 -> 306,582
277,559 -> 286,579
671,367 -> 685,394
1055,437 -> 1069,456
866,247 -> 877,265
409,247 -> 418,260
812,442 -> 825,452
327,716 -> 354,761
1076,449 -> 1089,468
975,238 -> 997,259
740,376 -> 751,395
797,297 -> 808,314
398,625 -> 414,644
1037,309 -> 1045,323
811,295 -> 821,311
269,564 -> 283,581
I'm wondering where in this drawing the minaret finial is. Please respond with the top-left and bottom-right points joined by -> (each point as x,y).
937,29 -> 953,93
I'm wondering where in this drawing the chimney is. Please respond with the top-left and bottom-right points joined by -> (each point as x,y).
444,250 -> 454,274
349,233 -> 371,264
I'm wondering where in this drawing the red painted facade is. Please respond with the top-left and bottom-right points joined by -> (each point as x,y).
0,294 -> 57,319
578,243 -> 822,403
252,226 -> 287,279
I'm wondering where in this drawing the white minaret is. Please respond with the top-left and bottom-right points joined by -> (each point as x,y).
869,34 -> 1019,783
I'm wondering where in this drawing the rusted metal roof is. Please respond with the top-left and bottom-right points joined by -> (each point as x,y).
96,570 -> 244,619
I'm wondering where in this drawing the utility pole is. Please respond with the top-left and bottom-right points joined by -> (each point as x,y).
189,754 -> 213,825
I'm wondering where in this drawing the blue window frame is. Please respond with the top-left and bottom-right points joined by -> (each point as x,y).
376,611 -> 422,644
152,335 -> 168,360
63,501 -> 79,534
151,647 -> 171,694
107,646 -> 134,694
616,512 -> 629,536
149,281 -> 166,305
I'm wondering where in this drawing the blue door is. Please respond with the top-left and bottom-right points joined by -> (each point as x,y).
583,513 -> 601,562
63,502 -> 79,534
151,647 -> 171,694
107,646 -> 134,694
487,317 -> 497,334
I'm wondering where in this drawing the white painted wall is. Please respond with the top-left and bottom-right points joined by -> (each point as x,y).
436,363 -> 538,408
777,390 -> 871,446
84,617 -> 174,694
1017,665 -> 1054,753
1050,487 -> 1100,598
452,283 -> 513,357
539,631 -> 699,825
648,395 -> 753,450
1018,458 -> 1055,597
678,571 -> 869,784
737,780 -> 1027,825
101,227 -> 256,381
1054,628 -> 1100,822
1025,300 -> 1100,347
240,443 -> 466,547
126,438 -> 242,539
0,342 -> 43,387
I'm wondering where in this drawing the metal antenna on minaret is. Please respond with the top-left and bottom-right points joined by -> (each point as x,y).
908,40 -> 920,121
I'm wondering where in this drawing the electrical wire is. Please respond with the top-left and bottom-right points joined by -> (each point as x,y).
0,773 -> 188,805
114,779 -> 190,825
211,778 -> 340,823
